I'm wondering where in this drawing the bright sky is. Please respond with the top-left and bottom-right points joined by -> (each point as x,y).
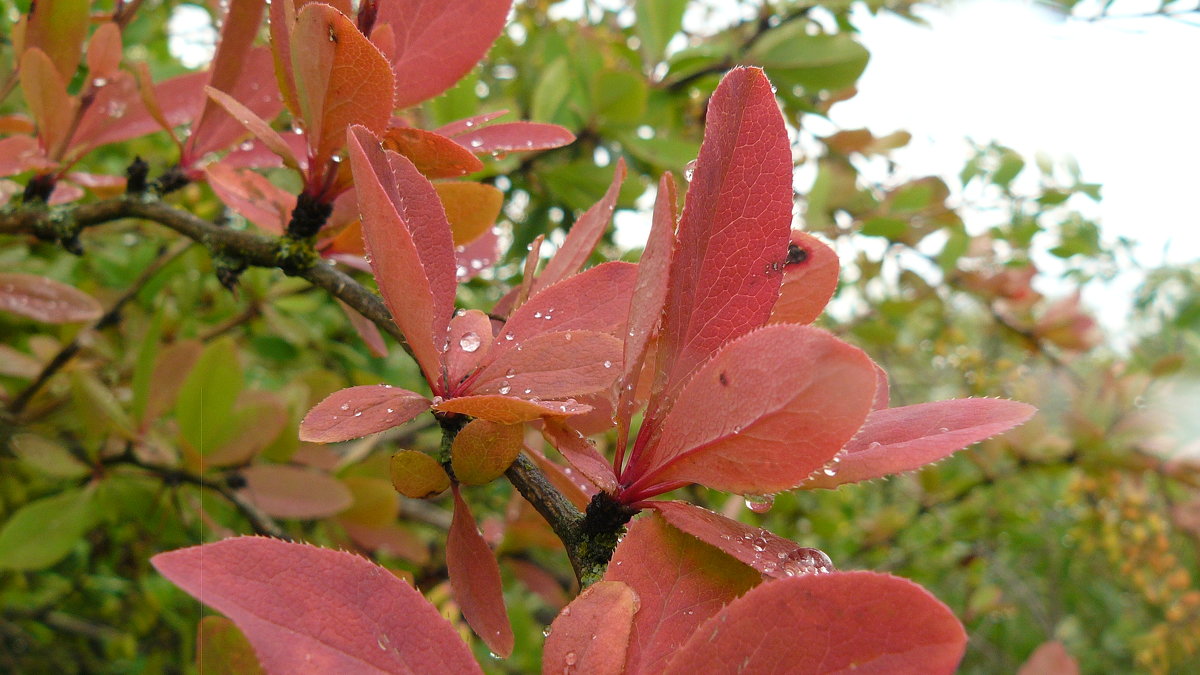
826,0 -> 1200,332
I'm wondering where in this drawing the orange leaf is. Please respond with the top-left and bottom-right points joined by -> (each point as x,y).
436,181 -> 503,246
433,395 -> 591,424
86,23 -> 123,82
383,127 -> 484,179
769,230 -> 840,325
19,48 -> 75,157
21,0 -> 89,81
450,419 -> 523,485
292,4 -> 394,167
390,450 -> 450,499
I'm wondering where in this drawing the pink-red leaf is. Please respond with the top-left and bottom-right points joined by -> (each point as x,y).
86,23 -> 123,83
152,537 -> 482,674
802,398 -> 1037,489
435,110 -> 510,137
625,325 -> 875,499
769,230 -> 840,325
204,86 -> 301,172
238,464 -> 354,519
378,0 -> 511,109
447,486 -> 514,657
0,135 -> 53,178
1017,641 -> 1079,675
542,418 -> 619,494
383,127 -> 484,179
469,330 -> 622,400
0,273 -> 102,323
455,224 -> 500,282
654,66 -> 793,405
542,581 -> 638,675
432,396 -> 591,424
649,501 -> 834,579
348,127 -> 455,389
188,47 -> 282,161
452,122 -> 576,155
604,513 -> 761,674
661,571 -> 967,675
446,309 -> 494,388
205,163 -> 296,234
70,71 -> 208,159
292,4 -> 395,167
534,159 -> 626,291
299,385 -> 430,443
19,48 -> 74,156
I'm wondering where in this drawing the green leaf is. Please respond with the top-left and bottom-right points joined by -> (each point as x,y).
748,28 -> 869,91
175,337 -> 243,456
531,58 -> 577,129
0,488 -> 95,570
938,229 -> 971,273
130,311 -> 164,424
593,70 -> 648,127
619,132 -> 700,170
860,217 -> 909,239
993,151 -> 1025,188
71,371 -> 137,440
11,433 -> 89,478
635,0 -> 687,64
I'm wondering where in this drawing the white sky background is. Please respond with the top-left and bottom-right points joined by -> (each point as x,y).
830,0 -> 1200,334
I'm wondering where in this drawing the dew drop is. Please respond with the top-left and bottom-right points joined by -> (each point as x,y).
505,368 -> 516,378
683,159 -> 697,182
339,403 -> 350,411
542,625 -> 553,638
744,494 -> 775,514
459,331 -> 481,353
470,138 -> 484,148
533,311 -> 543,318
603,360 -> 612,368
376,634 -> 389,651
504,332 -> 515,341
498,383 -> 512,395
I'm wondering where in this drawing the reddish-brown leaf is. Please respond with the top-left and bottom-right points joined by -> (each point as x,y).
432,395 -> 592,424
604,513 -> 761,674
492,262 -> 637,360
0,135 -> 52,177
649,501 -> 835,579
205,163 -> 296,234
802,398 -> 1037,489
204,86 -> 301,171
19,0 -> 89,81
469,330 -> 623,400
542,581 -> 638,675
86,23 -> 123,82
383,127 -> 484,179
437,182 -> 503,246
616,172 -> 678,459
238,464 -> 354,519
542,418 -> 619,494
653,67 -> 792,408
535,159 -> 626,291
446,309 -> 493,388
769,230 -> 840,325
292,4 -> 394,167
1017,641 -> 1080,675
624,325 -> 875,499
377,0 -> 511,109
299,385 -> 430,443
447,486 -> 514,657
0,273 -> 102,323
662,571 -> 966,675
453,122 -> 576,155
348,127 -> 455,388
152,537 -> 482,673
450,419 -> 523,486
19,48 -> 75,156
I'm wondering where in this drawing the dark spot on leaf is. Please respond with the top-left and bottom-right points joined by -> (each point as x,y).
328,24 -> 338,42
719,372 -> 729,386
785,242 -> 809,266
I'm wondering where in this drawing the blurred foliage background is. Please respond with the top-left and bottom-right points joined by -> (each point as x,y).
2,0 -> 1199,673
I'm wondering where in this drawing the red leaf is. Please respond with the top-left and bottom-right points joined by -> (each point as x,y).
616,172 -> 677,461
0,135 -> 53,178
535,159 -> 626,291
446,309 -> 494,388
152,537 -> 482,674
542,418 -> 619,494
238,465 -> 353,519
661,571 -> 967,675
1017,641 -> 1080,675
492,262 -> 637,360
292,4 -> 395,168
86,23 -> 124,83
71,72 -> 208,159
455,225 -> 500,282
337,299 -> 389,357
0,273 -> 102,323
769,230 -> 840,325
604,513 -> 761,674
542,581 -> 638,675
447,486 -> 514,657
383,127 -> 483,179
205,163 -> 296,234
347,127 -> 456,389
432,396 -> 591,424
452,122 -> 576,155
468,330 -> 622,400
523,444 -> 595,510
188,47 -> 282,161
653,67 -> 792,408
377,0 -> 512,109
624,325 -> 875,500
299,385 -> 430,443
434,110 -> 510,137
649,501 -> 834,579
802,398 -> 1037,489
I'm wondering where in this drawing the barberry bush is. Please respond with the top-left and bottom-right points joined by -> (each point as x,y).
2,1 -> 1198,673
